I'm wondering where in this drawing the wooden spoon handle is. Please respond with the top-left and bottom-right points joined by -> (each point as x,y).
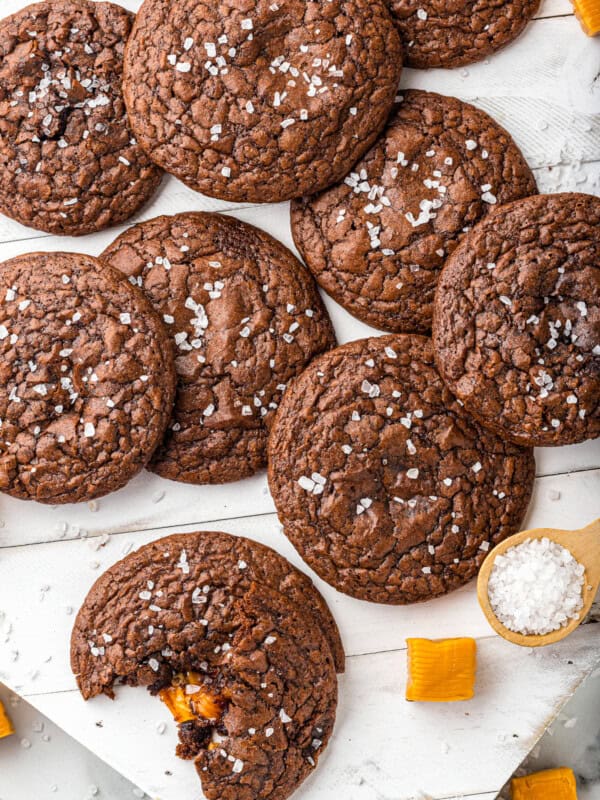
582,517 -> 600,537
578,517 -> 600,586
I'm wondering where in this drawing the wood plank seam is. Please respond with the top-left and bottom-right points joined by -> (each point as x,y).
0,199 -> 271,247
0,509 -> 279,549
17,628 -> 600,701
534,10 -> 576,18
2,467 -> 598,549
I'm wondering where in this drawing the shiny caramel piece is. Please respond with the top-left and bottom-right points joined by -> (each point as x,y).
572,0 -> 600,34
405,637 -> 477,702
159,672 -> 225,724
0,700 -> 14,739
511,767 -> 578,799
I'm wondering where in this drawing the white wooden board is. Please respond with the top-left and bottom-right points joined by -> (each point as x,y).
0,194 -> 598,550
0,685 -> 143,799
2,473 -> 599,695
25,628 -> 600,800
0,0 -> 599,798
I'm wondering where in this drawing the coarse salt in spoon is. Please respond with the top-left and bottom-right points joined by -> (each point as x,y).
477,517 -> 600,647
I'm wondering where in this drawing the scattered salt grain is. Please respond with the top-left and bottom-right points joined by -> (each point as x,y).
488,537 -> 585,635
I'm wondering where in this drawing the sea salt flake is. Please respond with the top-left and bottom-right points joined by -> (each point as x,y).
177,549 -> 190,574
488,537 -> 585,635
298,476 -> 315,492
361,379 -> 380,398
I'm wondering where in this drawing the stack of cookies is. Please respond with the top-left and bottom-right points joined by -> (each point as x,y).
0,0 -> 598,798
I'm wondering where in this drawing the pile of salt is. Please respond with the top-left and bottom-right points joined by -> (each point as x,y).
487,537 -> 585,635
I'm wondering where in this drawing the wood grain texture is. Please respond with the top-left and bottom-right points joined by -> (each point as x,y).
1,478 -> 599,686
23,627 -> 600,800
0,1 -> 598,798
0,456 -> 598,550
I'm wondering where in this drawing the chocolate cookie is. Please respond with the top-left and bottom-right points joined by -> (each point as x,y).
387,0 -> 540,68
291,91 -> 536,334
71,532 -> 339,800
71,530 -> 344,686
268,335 -> 535,604
0,252 -> 176,504
123,0 -> 403,203
101,212 -> 336,484
0,0 -> 162,236
433,193 -> 600,448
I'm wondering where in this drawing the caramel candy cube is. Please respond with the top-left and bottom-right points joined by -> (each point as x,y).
511,767 -> 578,799
405,637 -> 477,702
0,701 -> 14,739
572,0 -> 600,34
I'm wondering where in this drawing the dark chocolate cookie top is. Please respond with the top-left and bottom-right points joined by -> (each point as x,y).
71,532 -> 338,800
71,530 -> 344,691
101,213 -> 335,484
123,0 -> 403,203
0,252 -> 176,504
0,0 -> 162,236
198,585 -> 336,800
387,0 -> 540,68
433,193 -> 600,447
268,335 -> 535,604
291,91 -> 536,334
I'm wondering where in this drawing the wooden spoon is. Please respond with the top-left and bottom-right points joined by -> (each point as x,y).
477,517 -> 600,647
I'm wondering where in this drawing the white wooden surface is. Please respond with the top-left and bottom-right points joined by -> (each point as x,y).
0,1 -> 599,798
0,685 -> 144,799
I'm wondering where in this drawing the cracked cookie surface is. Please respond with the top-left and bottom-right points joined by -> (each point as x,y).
71,530 -> 344,689
268,335 -> 534,604
433,193 -> 600,447
291,91 -> 536,334
386,0 -> 540,68
101,212 -> 336,484
71,531 -> 338,800
0,252 -> 176,504
123,0 -> 403,203
0,0 -> 162,236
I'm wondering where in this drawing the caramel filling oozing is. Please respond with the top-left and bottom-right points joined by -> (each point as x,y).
159,671 -> 226,724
